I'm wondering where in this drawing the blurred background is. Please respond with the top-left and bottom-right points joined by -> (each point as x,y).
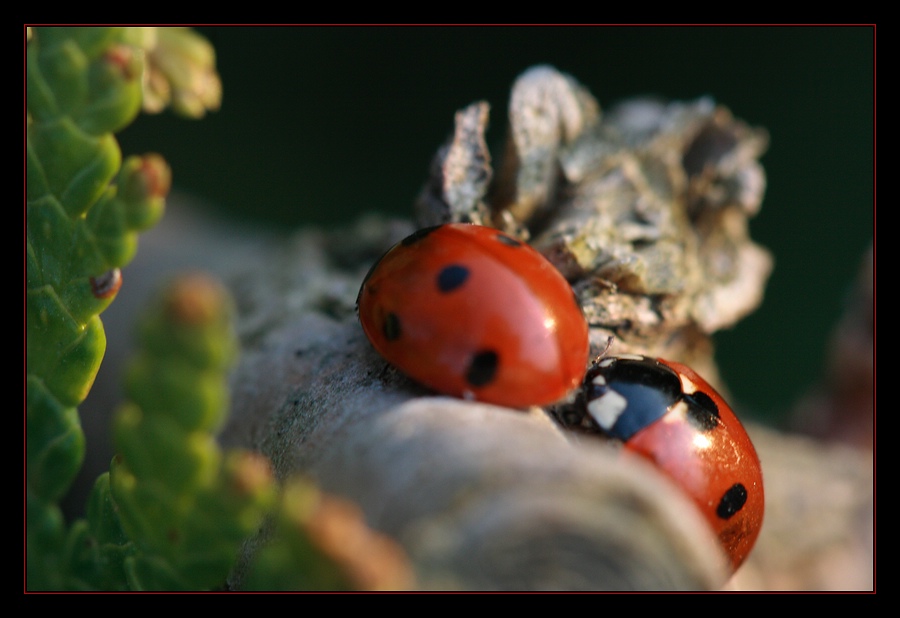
90,25 -> 871,454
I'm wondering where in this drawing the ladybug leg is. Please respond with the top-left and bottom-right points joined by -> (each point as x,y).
585,334 -> 616,367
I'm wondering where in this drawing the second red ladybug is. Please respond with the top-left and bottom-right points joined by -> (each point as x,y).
575,353 -> 765,572
357,223 -> 590,408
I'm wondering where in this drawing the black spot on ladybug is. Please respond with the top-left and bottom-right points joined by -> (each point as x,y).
402,225 -> 440,246
437,264 -> 470,293
383,312 -> 401,341
683,391 -> 720,432
716,483 -> 748,519
466,350 -> 499,387
495,233 -> 522,248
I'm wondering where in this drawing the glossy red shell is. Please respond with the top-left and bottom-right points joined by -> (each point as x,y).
357,223 -> 590,408
581,355 -> 764,572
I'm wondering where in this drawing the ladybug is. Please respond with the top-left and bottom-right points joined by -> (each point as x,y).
577,353 -> 764,572
357,223 -> 590,408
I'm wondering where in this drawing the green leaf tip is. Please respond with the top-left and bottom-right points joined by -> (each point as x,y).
133,273 -> 239,376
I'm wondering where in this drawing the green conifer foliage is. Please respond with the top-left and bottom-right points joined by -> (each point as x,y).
26,27 -> 412,591
25,26 -> 223,590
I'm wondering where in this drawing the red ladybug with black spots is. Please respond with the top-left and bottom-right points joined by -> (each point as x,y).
357,223 -> 590,408
576,353 -> 764,571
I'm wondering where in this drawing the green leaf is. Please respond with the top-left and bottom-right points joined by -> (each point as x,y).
26,491 -> 68,590
26,377 -> 85,503
27,117 -> 121,218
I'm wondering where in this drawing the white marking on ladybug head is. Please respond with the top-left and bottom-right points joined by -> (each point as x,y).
679,374 -> 698,395
587,389 -> 628,431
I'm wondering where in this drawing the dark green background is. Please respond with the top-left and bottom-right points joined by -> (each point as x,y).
118,26 -> 874,426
